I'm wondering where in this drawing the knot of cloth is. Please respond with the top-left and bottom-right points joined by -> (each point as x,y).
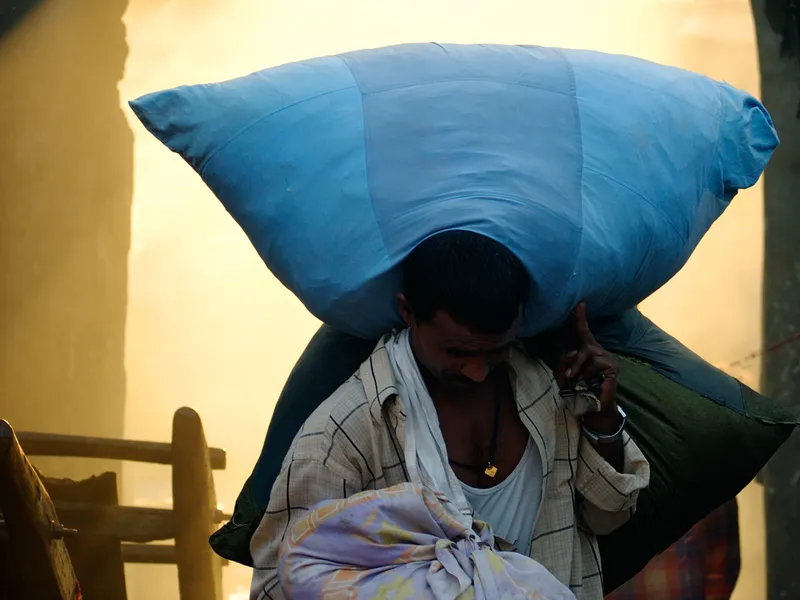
277,483 -> 577,600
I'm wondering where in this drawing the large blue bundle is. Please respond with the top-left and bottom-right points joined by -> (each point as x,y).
130,43 -> 777,338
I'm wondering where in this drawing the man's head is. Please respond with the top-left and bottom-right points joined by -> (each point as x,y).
397,230 -> 530,389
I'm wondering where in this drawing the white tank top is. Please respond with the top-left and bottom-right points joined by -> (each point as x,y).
459,437 -> 543,555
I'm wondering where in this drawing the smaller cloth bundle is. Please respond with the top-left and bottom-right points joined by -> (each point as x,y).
279,482 -> 577,600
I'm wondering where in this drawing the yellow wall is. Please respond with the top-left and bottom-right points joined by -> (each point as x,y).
0,0 -> 132,480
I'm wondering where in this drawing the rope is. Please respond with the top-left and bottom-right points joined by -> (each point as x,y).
721,331 -> 800,370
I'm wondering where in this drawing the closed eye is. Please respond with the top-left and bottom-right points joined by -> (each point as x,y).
444,343 -> 513,358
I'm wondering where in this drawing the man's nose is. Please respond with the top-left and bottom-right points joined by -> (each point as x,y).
461,359 -> 490,383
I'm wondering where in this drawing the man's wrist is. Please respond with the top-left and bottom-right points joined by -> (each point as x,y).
583,402 -> 620,433
582,404 -> 626,444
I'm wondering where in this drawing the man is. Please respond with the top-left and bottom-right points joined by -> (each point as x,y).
250,230 -> 650,600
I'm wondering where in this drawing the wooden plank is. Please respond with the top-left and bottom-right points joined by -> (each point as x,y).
0,419 -> 80,600
49,501 -> 230,542
17,431 -> 226,470
172,407 -> 223,600
121,543 -> 229,566
54,501 -> 174,542
121,543 -> 176,564
44,473 -> 127,600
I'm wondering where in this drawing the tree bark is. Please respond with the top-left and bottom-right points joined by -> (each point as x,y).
752,1 -> 800,599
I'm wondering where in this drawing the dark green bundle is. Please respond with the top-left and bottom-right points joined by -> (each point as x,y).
598,354 -> 792,589
213,309 -> 797,593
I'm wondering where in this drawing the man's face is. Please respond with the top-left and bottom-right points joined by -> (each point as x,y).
398,296 -> 521,390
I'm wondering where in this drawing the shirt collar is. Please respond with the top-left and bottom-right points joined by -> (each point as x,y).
359,335 -> 401,421
358,334 -> 534,414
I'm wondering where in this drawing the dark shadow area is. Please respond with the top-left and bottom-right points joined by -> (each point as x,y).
0,0 -> 132,479
753,0 -> 800,598
0,0 -> 45,38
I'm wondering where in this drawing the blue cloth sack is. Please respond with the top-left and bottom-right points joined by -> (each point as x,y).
130,43 -> 777,339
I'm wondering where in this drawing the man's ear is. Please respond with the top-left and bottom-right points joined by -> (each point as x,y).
396,293 -> 414,327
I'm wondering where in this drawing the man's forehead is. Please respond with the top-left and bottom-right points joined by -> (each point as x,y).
430,311 -> 516,350
443,340 -> 514,358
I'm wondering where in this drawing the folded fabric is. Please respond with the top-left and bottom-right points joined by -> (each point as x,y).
386,328 -> 477,529
279,482 -> 577,600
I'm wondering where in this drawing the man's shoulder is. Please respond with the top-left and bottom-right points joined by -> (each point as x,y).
303,372 -> 373,433
510,343 -> 555,380
301,337 -> 394,430
509,344 -> 561,409
290,350 -> 394,468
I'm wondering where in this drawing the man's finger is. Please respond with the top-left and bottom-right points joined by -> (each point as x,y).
587,355 -> 618,381
554,354 -> 570,388
587,351 -> 617,372
566,349 -> 617,383
572,302 -> 595,343
573,351 -> 604,382
564,347 -> 591,380
598,375 -> 618,410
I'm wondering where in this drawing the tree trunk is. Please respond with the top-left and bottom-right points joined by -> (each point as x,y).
752,1 -> 800,599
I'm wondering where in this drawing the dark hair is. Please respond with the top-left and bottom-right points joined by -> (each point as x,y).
402,230 -> 530,333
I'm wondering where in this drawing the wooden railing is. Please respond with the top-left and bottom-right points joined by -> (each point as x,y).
0,407 -> 229,600
16,431 -> 227,469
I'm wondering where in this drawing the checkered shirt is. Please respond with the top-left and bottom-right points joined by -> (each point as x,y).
250,336 -> 650,600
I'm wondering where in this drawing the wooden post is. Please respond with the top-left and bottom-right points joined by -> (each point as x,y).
43,473 -> 127,600
171,407 -> 223,600
0,420 -> 80,600
752,0 -> 800,598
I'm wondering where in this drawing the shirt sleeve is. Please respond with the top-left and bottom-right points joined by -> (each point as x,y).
249,456 -> 361,600
575,429 -> 651,535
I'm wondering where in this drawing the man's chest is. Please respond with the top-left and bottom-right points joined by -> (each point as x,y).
433,370 -> 562,488
439,397 -> 532,487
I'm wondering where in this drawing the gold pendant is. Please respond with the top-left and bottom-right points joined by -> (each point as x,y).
484,464 -> 498,478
